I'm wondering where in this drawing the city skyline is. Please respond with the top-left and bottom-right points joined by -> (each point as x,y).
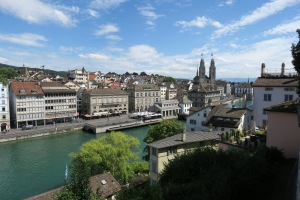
0,0 -> 300,79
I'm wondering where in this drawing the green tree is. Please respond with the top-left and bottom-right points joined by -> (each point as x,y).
291,29 -> 300,94
163,76 -> 177,84
71,131 -> 147,184
140,71 -> 147,76
0,67 -> 18,85
143,120 -> 185,161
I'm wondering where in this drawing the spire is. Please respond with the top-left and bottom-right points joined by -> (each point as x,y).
196,67 -> 199,76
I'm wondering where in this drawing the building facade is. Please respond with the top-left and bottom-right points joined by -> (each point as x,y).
166,82 -> 177,100
81,89 -> 129,116
149,99 -> 181,119
126,84 -> 161,113
41,82 -> 77,124
68,68 -> 88,84
0,82 -> 10,131
9,82 -> 45,128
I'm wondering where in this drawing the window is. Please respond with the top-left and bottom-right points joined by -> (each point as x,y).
264,94 -> 272,101
191,128 -> 195,131
2,115 -> 6,119
204,111 -> 207,117
151,148 -> 157,156
284,94 -> 293,101
263,110 -> 267,115
2,107 -> 5,111
284,88 -> 295,91
167,146 -> 177,156
190,119 -> 196,125
151,161 -> 157,173
265,87 -> 273,91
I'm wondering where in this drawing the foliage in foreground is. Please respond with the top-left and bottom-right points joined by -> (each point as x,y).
56,131 -> 148,200
143,120 -> 185,161
158,147 -> 285,200
0,67 -> 18,85
291,29 -> 300,94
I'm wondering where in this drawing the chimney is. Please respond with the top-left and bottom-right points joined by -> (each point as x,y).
261,63 -> 266,77
281,63 -> 285,77
181,131 -> 186,142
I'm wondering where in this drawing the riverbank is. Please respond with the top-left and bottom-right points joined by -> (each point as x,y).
0,115 -> 142,143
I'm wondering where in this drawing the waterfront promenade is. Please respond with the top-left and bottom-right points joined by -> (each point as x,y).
0,115 -> 141,143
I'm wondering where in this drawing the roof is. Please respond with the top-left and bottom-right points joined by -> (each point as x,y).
90,173 -> 121,198
189,83 -> 219,93
10,81 -> 44,95
264,99 -> 299,113
148,131 -> 220,149
40,81 -> 76,93
205,104 -> 247,128
128,84 -> 160,91
83,88 -> 128,95
89,74 -> 97,81
252,77 -> 298,87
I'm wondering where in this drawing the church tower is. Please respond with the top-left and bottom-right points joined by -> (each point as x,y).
199,58 -> 205,82
209,58 -> 216,84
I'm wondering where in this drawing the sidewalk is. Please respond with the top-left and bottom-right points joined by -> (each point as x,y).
0,115 -> 139,143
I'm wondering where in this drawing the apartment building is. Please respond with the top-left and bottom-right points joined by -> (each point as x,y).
41,82 -> 77,124
9,82 -> 45,128
68,68 -> 88,84
148,131 -> 220,184
0,82 -> 10,131
126,84 -> 161,113
166,82 -> 177,100
252,63 -> 298,128
81,89 -> 129,116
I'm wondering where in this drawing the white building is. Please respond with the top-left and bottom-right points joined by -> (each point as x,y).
252,63 -> 298,128
178,95 -> 193,115
68,68 -> 88,84
0,82 -> 10,131
186,106 -> 212,132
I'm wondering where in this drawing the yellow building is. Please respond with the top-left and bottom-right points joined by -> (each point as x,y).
148,131 -> 220,184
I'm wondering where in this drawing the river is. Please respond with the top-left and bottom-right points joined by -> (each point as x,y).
0,125 -> 151,200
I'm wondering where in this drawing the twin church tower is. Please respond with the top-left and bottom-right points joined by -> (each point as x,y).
193,58 -> 216,85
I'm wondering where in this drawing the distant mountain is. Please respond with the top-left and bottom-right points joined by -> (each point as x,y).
0,63 -> 68,77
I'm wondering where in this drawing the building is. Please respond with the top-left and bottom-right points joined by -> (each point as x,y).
177,95 -> 193,115
232,82 -> 253,100
158,82 -> 167,100
166,82 -> 177,100
9,82 -> 45,128
0,82 -> 10,131
68,68 -> 88,84
41,82 -> 77,124
126,84 -> 161,113
149,99 -> 181,119
186,106 -> 212,132
252,63 -> 298,128
148,131 -> 220,184
81,89 -> 129,116
204,104 -> 251,132
264,99 -> 300,158
188,58 -> 221,108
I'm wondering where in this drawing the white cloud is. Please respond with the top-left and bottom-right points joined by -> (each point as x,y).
87,9 -> 99,17
175,16 -> 223,31
79,53 -> 110,60
264,16 -> 300,35
0,0 -> 76,27
95,24 -> 119,36
219,0 -> 234,7
213,0 -> 300,38
0,56 -> 8,63
137,5 -> 163,28
0,33 -> 47,46
105,35 -> 122,41
90,0 -> 127,10
128,45 -> 163,63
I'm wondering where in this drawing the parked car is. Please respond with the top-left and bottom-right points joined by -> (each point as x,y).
22,125 -> 34,130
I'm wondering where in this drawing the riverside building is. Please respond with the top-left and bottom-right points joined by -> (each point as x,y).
0,82 -> 10,131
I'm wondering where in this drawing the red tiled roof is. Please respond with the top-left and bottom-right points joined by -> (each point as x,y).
83,88 -> 128,95
11,82 -> 44,95
253,77 -> 298,87
89,74 -> 96,81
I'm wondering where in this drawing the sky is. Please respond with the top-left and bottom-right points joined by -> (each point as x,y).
0,0 -> 300,79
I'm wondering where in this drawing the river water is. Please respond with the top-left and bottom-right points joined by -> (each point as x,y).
0,126 -> 150,200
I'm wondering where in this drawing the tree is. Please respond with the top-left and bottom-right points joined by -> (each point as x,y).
163,76 -> 177,85
140,71 -> 147,76
71,131 -> 147,184
132,72 -> 138,75
143,120 -> 185,161
0,67 -> 18,85
291,29 -> 300,94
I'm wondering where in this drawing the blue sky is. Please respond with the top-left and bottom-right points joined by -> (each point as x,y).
0,0 -> 300,79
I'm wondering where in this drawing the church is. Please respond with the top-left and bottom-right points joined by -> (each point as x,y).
188,58 -> 221,108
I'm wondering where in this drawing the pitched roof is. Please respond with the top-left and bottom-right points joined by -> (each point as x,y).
83,88 -> 128,95
252,77 -> 298,87
90,173 -> 121,198
40,81 -> 76,93
10,81 -> 44,95
205,104 -> 247,128
264,99 -> 299,113
89,74 -> 97,81
148,131 -> 220,149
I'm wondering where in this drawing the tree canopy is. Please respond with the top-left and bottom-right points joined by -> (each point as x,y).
291,29 -> 300,94
143,120 -> 185,161
140,71 -> 147,76
0,67 -> 18,85
158,147 -> 286,200
163,76 -> 177,84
